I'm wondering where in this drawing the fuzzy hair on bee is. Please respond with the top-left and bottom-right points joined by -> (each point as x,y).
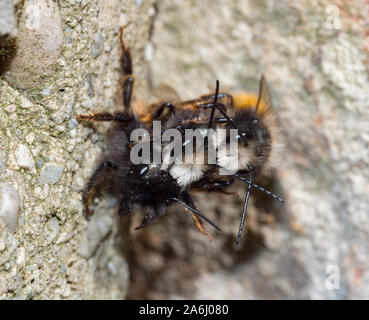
153,77 -> 285,243
76,28 -> 223,236
194,77 -> 285,243
211,75 -> 284,177
76,28 -> 284,244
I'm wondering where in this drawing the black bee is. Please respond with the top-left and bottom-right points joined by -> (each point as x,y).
76,29 -> 284,244
76,29 -> 223,235
186,77 -> 285,244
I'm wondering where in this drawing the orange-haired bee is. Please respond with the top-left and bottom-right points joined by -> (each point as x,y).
181,77 -> 285,243
76,28 -> 283,244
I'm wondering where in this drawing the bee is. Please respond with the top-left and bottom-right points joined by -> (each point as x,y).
76,29 -> 223,236
184,77 -> 285,244
76,28 -> 284,244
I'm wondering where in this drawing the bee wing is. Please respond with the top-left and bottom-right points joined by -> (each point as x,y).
256,75 -> 273,115
137,84 -> 181,122
151,83 -> 180,102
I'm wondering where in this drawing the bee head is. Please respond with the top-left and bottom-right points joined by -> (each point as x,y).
227,110 -> 272,174
231,112 -> 263,146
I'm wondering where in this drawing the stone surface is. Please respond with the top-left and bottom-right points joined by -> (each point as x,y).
14,144 -> 35,170
39,163 -> 64,184
0,0 -> 156,300
0,0 -> 18,37
3,0 -> 64,89
1,0 -> 368,300
0,184 -> 20,232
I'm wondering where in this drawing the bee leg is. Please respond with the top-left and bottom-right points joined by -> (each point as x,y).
83,161 -> 117,216
118,197 -> 133,216
236,166 -> 253,245
135,208 -> 159,230
184,118 -> 230,125
140,101 -> 176,123
77,29 -> 135,122
191,179 -> 239,197
197,93 -> 233,109
197,81 -> 238,130
153,102 -> 176,119
135,204 -> 167,230
190,213 -> 213,240
182,192 -> 213,240
119,27 -> 135,109
202,179 -> 234,189
76,111 -> 132,123
134,214 -> 151,230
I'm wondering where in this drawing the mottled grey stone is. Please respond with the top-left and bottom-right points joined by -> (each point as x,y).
3,0 -> 64,89
78,215 -> 113,259
91,33 -> 104,58
0,184 -> 20,232
0,0 -> 17,36
14,144 -> 35,170
0,0 -> 155,299
39,163 -> 64,184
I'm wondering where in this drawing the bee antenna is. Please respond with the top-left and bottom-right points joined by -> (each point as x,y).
208,80 -> 219,129
215,102 -> 238,129
236,167 -> 253,245
255,74 -> 265,115
233,173 -> 284,204
171,197 -> 221,232
207,80 -> 239,130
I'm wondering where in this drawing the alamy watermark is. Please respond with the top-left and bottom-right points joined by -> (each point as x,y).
325,264 -> 340,290
129,121 -> 240,175
324,5 -> 340,30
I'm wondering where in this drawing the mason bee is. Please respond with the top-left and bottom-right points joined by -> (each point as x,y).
76,28 -> 224,235
184,77 -> 285,243
76,28 -> 283,244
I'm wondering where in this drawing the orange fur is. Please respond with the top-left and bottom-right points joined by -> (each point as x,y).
232,92 -> 268,114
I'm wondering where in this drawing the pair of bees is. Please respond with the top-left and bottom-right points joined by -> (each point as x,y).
77,29 -> 284,245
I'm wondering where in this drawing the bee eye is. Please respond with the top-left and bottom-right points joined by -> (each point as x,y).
252,119 -> 258,125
